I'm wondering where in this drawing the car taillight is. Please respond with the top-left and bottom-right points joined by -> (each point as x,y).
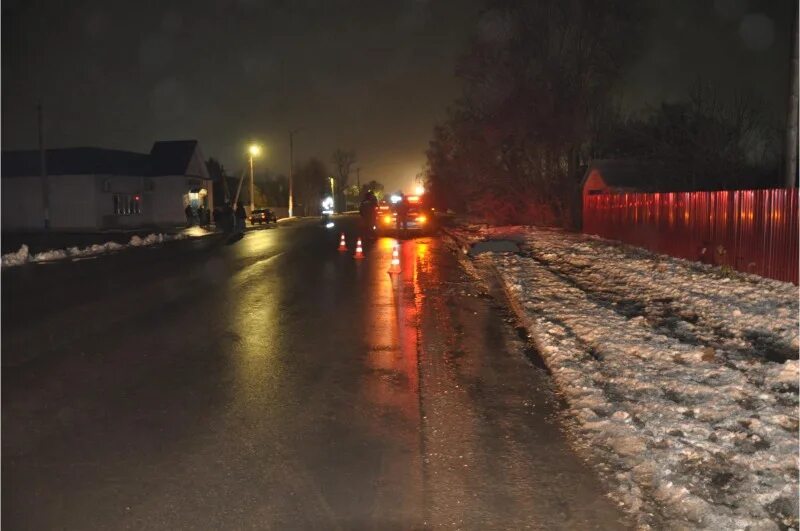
416,215 -> 427,224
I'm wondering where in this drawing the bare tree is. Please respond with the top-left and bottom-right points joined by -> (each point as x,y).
426,0 -> 646,226
295,158 -> 328,216
588,79 -> 779,190
362,179 -> 384,199
331,149 -> 356,211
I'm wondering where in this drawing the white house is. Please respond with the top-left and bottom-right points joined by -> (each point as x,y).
2,140 -> 213,231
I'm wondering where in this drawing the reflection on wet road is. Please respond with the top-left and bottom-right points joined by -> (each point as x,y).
2,218 -> 628,529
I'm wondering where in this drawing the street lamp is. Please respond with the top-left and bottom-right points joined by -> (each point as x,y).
248,143 -> 261,213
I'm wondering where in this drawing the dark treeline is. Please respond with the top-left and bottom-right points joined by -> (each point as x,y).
425,0 -> 785,227
592,81 -> 783,192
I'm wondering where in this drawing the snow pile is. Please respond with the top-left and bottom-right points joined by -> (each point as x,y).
66,241 -> 125,257
1,244 -> 30,267
129,233 -> 166,246
1,232 -> 189,268
453,224 -> 799,530
30,249 -> 69,262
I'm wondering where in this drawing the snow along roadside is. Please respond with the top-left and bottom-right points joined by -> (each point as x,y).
445,224 -> 798,530
1,232 -> 193,268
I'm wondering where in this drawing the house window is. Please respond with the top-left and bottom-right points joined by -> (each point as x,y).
113,193 -> 142,215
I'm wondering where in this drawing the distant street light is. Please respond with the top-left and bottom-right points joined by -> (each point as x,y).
248,143 -> 262,212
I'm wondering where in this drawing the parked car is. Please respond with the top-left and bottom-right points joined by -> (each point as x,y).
250,208 -> 277,225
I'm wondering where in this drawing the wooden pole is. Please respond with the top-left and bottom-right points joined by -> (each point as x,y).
786,6 -> 798,187
38,103 -> 50,229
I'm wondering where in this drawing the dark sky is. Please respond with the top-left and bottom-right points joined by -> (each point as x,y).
2,0 -> 795,192
620,0 -> 795,116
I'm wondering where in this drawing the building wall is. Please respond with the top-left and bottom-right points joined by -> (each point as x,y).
49,174 -> 98,229
97,174 -> 150,228
3,174 -> 214,231
267,206 -> 289,219
582,170 -> 608,198
2,176 -> 45,229
150,176 -> 213,225
94,174 -> 215,228
2,175 -> 100,230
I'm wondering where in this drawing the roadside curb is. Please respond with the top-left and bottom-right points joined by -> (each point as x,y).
438,225 -> 470,254
439,226 -> 546,357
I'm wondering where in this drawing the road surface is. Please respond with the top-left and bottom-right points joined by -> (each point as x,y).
3,217 -> 630,529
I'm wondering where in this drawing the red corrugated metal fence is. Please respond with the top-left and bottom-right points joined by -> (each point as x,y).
583,189 -> 799,284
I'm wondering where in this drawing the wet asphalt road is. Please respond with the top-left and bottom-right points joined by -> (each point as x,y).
2,216 -> 629,529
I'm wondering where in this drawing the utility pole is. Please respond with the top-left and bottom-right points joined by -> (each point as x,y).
233,168 -> 247,206
221,172 -> 231,204
38,103 -> 50,229
289,128 -> 302,218
249,154 -> 255,212
786,7 -> 798,188
247,143 -> 261,212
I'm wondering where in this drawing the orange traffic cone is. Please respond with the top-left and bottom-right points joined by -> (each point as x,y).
354,238 -> 364,259
338,233 -> 347,252
388,242 -> 401,273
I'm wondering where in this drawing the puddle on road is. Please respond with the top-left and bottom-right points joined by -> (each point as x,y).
468,239 -> 520,256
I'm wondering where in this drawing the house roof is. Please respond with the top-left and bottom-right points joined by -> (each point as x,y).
2,140 -> 210,179
581,159 -> 677,193
2,147 -> 150,178
150,140 -> 201,176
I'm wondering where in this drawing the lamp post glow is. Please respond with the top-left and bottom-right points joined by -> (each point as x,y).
248,143 -> 261,213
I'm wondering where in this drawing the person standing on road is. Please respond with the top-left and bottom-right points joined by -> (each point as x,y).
396,192 -> 409,235
221,203 -> 234,233
360,190 -> 378,233
235,202 -> 247,234
185,204 -> 195,227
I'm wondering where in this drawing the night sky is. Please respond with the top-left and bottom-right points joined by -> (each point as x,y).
2,0 -> 795,192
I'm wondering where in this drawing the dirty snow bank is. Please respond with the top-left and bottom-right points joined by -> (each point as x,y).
2,232 -> 188,267
453,224 -> 798,530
